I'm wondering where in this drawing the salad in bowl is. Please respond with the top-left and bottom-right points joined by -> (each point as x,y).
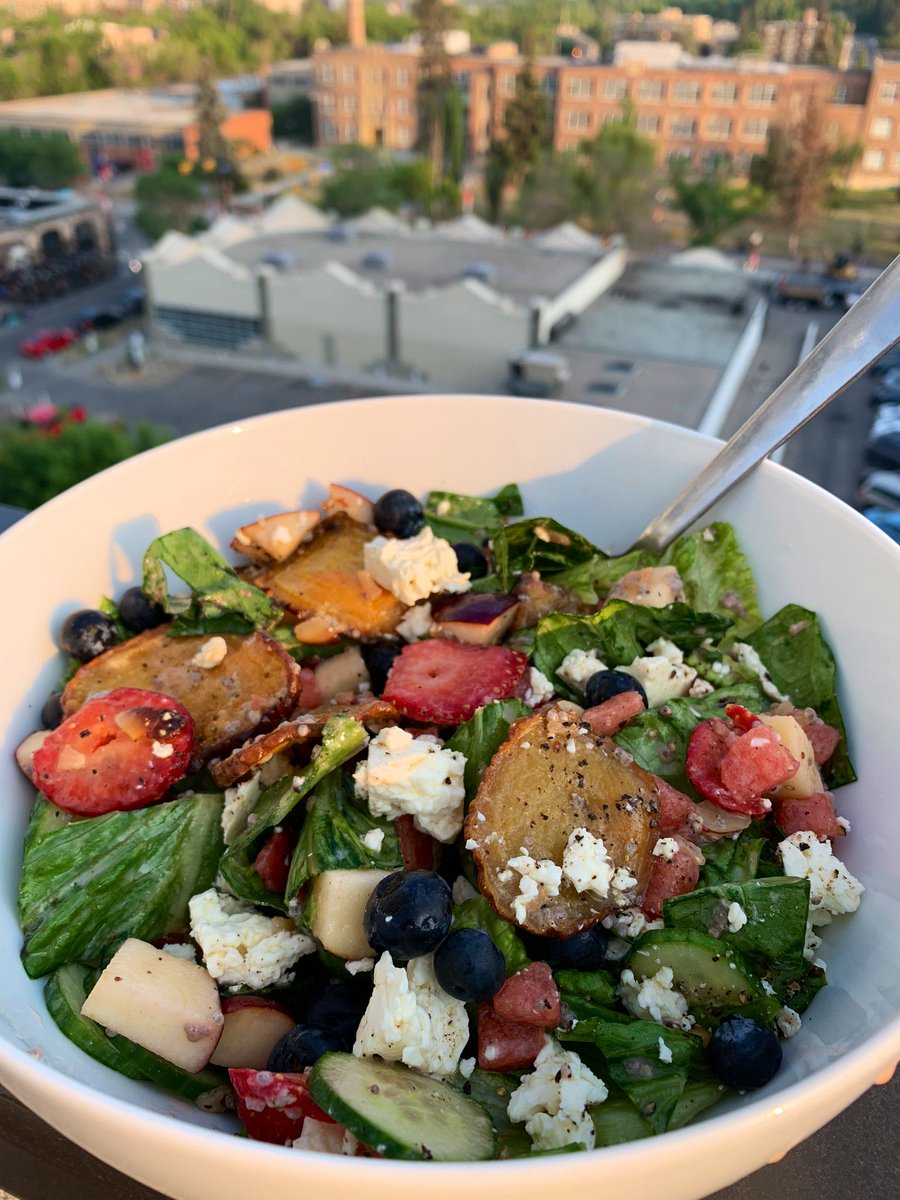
13,473 -> 863,1161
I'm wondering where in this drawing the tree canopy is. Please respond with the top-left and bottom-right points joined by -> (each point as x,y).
0,129 -> 82,188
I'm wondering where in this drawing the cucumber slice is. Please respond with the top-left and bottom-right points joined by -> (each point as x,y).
44,963 -> 145,1080
627,928 -> 769,1016
107,1034 -> 227,1102
308,1052 -> 496,1161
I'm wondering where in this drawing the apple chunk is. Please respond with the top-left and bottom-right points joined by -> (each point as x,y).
431,593 -> 520,646
81,937 -> 223,1073
309,869 -> 390,960
210,996 -> 295,1070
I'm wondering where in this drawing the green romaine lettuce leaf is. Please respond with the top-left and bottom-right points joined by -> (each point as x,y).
287,769 -> 402,897
142,527 -> 281,635
218,714 -> 369,909
445,699 -> 530,802
662,522 -> 762,639
424,484 -> 523,543
743,604 -> 855,786
451,895 -> 530,976
614,682 -> 764,792
699,829 -> 766,886
19,793 -> 224,979
492,518 -> 600,592
534,603 -> 735,702
555,968 -> 622,1023
447,1067 -> 532,1158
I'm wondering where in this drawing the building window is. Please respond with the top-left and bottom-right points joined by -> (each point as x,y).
322,119 -> 337,140
502,73 -> 517,95
671,116 -> 696,138
539,74 -> 557,95
155,307 -> 262,351
880,82 -> 899,102
833,85 -> 848,102
396,127 -> 411,147
706,115 -> 732,138
341,65 -> 356,84
395,96 -> 409,115
320,92 -> 335,110
318,65 -> 334,84
637,79 -> 664,102
453,70 -> 470,90
701,149 -> 729,170
568,76 -> 593,98
747,83 -> 777,106
565,110 -> 591,131
893,151 -> 900,170
871,115 -> 894,139
636,113 -> 659,134
344,122 -> 358,141
743,118 -> 769,141
396,67 -> 409,85
369,99 -> 382,115
863,148 -> 886,170
710,81 -> 737,103
673,81 -> 699,103
667,148 -> 692,165
604,78 -> 627,101
342,95 -> 356,112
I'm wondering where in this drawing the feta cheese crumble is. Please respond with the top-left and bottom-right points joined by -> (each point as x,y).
556,647 -> 607,693
603,906 -> 664,940
506,849 -> 563,924
731,642 -> 789,703
618,966 -> 694,1031
189,888 -> 314,991
361,827 -> 385,853
507,1037 -> 608,1151
622,638 -> 698,708
191,636 -> 228,670
352,952 -> 468,1076
396,601 -> 433,642
777,831 -> 864,926
562,828 -> 637,907
726,901 -> 748,933
353,725 -> 466,843
775,1006 -> 802,1038
658,1036 -> 673,1064
652,838 -> 680,862
363,526 -> 470,606
524,666 -> 555,708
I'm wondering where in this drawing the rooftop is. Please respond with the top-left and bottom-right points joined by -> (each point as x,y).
0,186 -> 94,229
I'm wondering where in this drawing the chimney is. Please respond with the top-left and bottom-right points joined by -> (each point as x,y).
348,0 -> 367,48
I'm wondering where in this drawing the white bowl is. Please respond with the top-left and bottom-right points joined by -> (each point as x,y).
1,395 -> 898,1200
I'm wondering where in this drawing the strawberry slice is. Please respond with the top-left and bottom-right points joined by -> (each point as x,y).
229,1068 -> 333,1145
383,640 -> 528,724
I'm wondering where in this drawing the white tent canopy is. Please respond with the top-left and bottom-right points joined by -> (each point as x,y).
532,221 -> 600,253
257,193 -> 329,235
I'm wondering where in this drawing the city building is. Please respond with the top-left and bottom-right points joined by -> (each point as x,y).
266,59 -> 315,109
0,87 -> 272,172
758,8 -> 854,69
312,14 -> 900,189
0,186 -> 115,302
614,8 -> 739,57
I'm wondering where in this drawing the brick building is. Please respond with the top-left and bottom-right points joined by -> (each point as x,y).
312,10 -> 900,190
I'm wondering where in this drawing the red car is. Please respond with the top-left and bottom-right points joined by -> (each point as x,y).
19,328 -> 77,358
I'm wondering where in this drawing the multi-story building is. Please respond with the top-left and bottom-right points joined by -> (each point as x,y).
759,8 -> 854,69
266,59 -> 315,109
312,18 -> 900,190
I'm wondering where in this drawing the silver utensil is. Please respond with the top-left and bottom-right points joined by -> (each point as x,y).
635,254 -> 900,556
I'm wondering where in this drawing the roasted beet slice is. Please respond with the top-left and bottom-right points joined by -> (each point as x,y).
383,639 -> 528,724
492,963 -> 560,1029
477,1004 -> 545,1072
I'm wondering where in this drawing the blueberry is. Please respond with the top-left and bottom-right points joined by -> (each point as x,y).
364,869 -> 452,960
584,668 -> 648,710
709,1015 -> 783,1091
305,982 -> 370,1042
40,691 -> 64,730
452,542 -> 488,580
373,489 -> 424,539
119,586 -> 166,633
267,1023 -> 347,1072
522,924 -> 611,971
434,928 -> 505,1002
361,641 -> 401,695
58,609 -> 119,662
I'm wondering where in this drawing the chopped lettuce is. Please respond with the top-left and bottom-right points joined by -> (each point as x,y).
492,518 -> 600,592
451,895 -> 530,976
423,483 -> 523,543
743,604 -> 856,786
142,527 -> 281,635
446,699 -> 530,803
614,682 -> 764,793
547,548 -> 658,605
287,769 -> 402,897
19,793 -> 224,979
555,968 -> 623,1023
662,522 -> 762,639
534,602 -> 735,702
447,1067 -> 532,1158
218,714 -> 369,910
699,829 -> 766,886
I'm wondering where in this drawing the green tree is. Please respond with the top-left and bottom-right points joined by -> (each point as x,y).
499,61 -> 549,190
0,129 -> 82,188
751,92 -> 862,252
484,141 -> 508,224
271,95 -> 314,144
444,85 -> 465,185
320,151 -> 435,217
670,161 -> 765,245
415,0 -> 452,189
574,111 -> 656,236
195,62 -> 233,167
134,163 -> 202,239
517,152 -> 581,230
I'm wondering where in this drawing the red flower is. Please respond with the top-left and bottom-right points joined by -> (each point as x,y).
69,406 -> 88,422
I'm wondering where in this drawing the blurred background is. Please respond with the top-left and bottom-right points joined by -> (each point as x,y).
0,0 -> 897,537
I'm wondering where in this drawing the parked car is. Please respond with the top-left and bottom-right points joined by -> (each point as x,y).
870,403 -> 900,439
76,306 -> 125,333
19,328 -> 77,358
1,310 -> 23,328
871,345 -> 900,377
858,471 -> 900,511
462,261 -> 498,285
866,431 -> 900,471
258,250 -> 294,271
775,273 -> 845,308
360,250 -> 393,271
118,286 -> 146,317
862,506 -> 900,546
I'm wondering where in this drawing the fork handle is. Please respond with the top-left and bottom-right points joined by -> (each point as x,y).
634,254 -> 900,557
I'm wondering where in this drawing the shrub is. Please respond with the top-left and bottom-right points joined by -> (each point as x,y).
0,404 -> 170,510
